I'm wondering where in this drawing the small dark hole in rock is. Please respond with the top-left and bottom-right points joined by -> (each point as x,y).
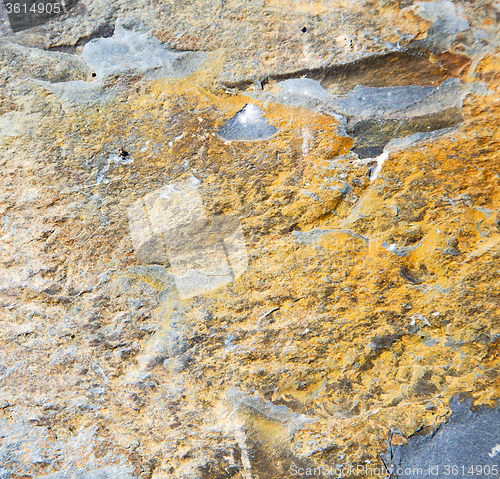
301,26 -> 307,33
119,147 -> 129,158
91,72 -> 97,77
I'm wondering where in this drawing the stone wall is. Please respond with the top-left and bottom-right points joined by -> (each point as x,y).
0,1 -> 499,477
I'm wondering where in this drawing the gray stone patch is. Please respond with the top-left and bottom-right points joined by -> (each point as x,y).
216,104 -> 278,141
278,78 -> 334,104
82,24 -> 203,80
247,78 -> 344,123
340,79 -> 467,158
384,397 -> 500,479
35,23 -> 206,105
250,77 -> 466,122
391,78 -> 467,118
329,83 -> 437,121
248,76 -> 468,158
410,1 -> 470,34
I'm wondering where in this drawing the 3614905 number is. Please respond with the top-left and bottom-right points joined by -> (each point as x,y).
442,465 -> 498,476
4,2 -> 61,14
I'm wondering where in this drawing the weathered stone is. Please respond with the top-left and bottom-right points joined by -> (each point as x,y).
0,0 -> 499,477
216,104 -> 278,141
386,397 -> 500,478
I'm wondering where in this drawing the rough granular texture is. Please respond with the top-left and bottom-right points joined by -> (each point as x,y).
0,1 -> 499,478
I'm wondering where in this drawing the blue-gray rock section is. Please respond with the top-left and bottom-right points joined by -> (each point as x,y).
216,104 -> 278,141
386,397 -> 500,479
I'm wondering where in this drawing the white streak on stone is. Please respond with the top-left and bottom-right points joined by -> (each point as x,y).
489,444 -> 500,458
302,127 -> 312,156
234,427 -> 253,479
369,151 -> 389,181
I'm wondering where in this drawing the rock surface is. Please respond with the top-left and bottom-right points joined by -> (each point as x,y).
386,397 -> 500,479
0,0 -> 499,478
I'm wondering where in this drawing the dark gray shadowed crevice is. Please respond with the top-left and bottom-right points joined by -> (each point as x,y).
224,50 -> 455,92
